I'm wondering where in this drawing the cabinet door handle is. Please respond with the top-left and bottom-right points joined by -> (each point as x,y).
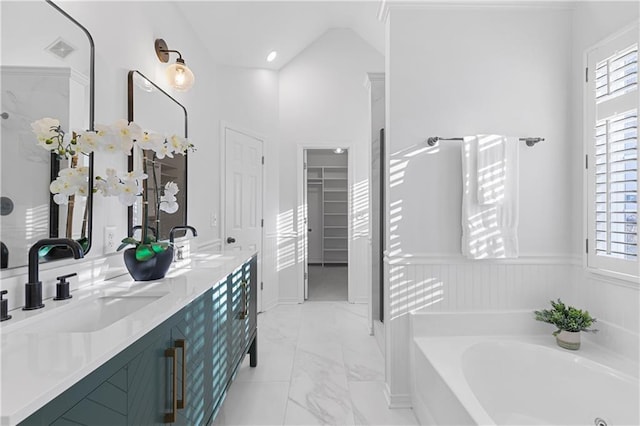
239,280 -> 248,320
164,347 -> 177,423
175,339 -> 186,410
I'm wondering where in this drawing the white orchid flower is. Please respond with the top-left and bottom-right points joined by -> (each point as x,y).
117,180 -> 140,206
53,193 -> 69,205
76,185 -> 88,197
164,181 -> 179,196
30,117 -> 60,146
155,144 -> 174,159
76,130 -> 99,153
50,179 -> 64,194
93,124 -> 119,151
75,166 -> 89,176
123,170 -> 148,182
111,119 -> 142,152
137,131 -> 164,152
168,135 -> 187,154
160,192 -> 179,213
159,199 -> 179,214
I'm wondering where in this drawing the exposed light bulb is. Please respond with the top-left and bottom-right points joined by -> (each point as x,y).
174,67 -> 186,86
165,61 -> 194,92
266,51 -> 277,62
334,148 -> 344,154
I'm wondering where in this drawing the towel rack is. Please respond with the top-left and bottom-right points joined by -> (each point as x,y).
426,136 -> 545,147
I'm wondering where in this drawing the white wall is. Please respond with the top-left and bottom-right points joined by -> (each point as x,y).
384,5 -> 574,405
278,29 -> 384,303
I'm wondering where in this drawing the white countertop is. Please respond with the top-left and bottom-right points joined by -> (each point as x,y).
0,250 -> 255,425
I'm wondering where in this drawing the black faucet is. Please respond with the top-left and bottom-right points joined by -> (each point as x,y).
23,238 -> 84,311
169,226 -> 198,244
1,241 -> 8,269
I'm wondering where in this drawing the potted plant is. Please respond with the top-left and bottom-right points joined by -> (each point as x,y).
32,117 -> 193,281
534,299 -> 597,350
91,120 -> 193,280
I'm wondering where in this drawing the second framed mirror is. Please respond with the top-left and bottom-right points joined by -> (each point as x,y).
127,70 -> 187,241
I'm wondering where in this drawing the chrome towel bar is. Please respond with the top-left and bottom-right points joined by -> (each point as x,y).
426,136 -> 545,147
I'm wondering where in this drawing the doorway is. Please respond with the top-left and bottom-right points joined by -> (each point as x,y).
304,148 -> 349,301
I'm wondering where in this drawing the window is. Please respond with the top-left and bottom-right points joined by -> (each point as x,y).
586,24 -> 639,278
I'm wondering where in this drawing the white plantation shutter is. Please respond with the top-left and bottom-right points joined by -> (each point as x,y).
587,23 -> 639,278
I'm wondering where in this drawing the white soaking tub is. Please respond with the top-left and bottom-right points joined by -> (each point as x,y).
412,335 -> 639,426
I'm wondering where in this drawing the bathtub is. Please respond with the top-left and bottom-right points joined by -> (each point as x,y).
412,335 -> 639,425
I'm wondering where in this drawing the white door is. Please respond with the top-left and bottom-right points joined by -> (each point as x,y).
224,126 -> 264,309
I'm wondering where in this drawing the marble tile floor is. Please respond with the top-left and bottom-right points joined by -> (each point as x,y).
212,302 -> 418,426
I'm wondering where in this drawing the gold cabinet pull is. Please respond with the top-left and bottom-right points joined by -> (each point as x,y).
164,347 -> 177,423
175,339 -> 186,410
239,280 -> 248,319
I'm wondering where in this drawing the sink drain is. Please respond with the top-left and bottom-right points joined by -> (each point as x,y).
594,418 -> 607,426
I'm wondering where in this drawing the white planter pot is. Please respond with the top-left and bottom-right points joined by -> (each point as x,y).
555,330 -> 581,350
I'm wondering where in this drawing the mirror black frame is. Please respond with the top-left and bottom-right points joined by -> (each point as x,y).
46,0 -> 95,258
126,70 -> 188,240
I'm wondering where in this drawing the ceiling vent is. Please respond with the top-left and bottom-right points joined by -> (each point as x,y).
46,37 -> 75,59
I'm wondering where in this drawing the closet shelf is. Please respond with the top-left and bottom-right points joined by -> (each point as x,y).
307,159 -> 348,265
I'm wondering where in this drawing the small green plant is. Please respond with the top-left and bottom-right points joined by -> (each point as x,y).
534,299 -> 597,335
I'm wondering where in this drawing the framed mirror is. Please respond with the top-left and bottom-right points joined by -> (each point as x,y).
127,70 -> 188,241
0,0 -> 94,269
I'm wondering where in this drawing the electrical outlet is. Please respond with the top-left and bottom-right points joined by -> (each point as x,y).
104,226 -> 117,253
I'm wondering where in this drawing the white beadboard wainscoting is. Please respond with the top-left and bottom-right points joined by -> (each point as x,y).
577,270 -> 640,362
383,254 -> 576,407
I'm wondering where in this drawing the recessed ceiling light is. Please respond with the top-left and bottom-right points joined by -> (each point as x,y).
334,148 -> 344,154
266,51 -> 277,62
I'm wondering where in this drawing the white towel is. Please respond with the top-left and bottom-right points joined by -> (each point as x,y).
461,135 -> 519,259
477,134 -> 506,205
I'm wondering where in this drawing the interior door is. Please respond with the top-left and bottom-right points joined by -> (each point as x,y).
224,126 -> 263,309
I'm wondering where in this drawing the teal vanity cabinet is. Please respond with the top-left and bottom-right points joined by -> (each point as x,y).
19,255 -> 258,426
210,256 -> 258,418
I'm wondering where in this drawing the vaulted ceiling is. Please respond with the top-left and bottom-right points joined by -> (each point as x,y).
172,1 -> 385,70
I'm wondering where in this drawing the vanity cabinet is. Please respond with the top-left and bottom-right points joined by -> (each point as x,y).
19,255 -> 258,426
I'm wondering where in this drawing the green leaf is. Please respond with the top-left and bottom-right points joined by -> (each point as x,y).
117,237 -> 139,252
76,237 -> 90,253
135,244 -> 156,261
38,245 -> 54,257
116,242 -> 130,251
151,242 -> 169,253
533,299 -> 597,333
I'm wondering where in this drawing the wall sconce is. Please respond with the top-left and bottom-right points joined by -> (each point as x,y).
154,38 -> 195,92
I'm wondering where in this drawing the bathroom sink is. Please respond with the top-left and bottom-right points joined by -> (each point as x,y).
35,294 -> 168,333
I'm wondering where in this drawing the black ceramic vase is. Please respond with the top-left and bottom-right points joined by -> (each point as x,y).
123,246 -> 174,281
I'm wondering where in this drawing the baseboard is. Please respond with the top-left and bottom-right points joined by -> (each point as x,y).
277,298 -> 302,304
260,299 -> 279,312
383,383 -> 412,409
